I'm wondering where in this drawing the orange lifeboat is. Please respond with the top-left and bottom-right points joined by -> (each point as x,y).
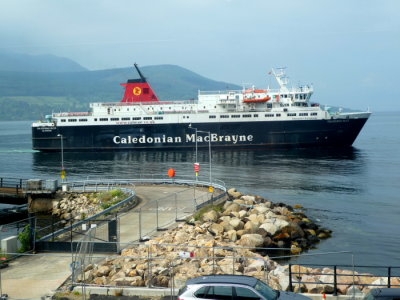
243,96 -> 272,103
243,88 -> 271,103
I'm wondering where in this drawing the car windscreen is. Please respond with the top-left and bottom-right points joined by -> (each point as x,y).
254,280 -> 278,300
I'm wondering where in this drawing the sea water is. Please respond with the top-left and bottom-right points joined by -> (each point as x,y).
0,112 -> 399,267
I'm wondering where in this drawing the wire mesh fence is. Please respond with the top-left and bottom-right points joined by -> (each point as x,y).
70,241 -> 282,290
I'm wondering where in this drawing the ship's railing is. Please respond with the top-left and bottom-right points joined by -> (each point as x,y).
199,86 -> 313,96
90,100 -> 198,107
53,112 -> 92,117
199,90 -> 242,95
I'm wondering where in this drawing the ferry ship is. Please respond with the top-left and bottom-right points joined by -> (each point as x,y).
32,64 -> 371,151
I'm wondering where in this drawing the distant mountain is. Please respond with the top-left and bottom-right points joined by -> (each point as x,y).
0,64 -> 239,99
0,59 -> 240,121
0,52 -> 87,73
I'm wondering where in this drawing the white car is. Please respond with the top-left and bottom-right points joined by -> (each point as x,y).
178,275 -> 311,300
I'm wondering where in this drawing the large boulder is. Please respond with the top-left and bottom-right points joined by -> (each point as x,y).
244,221 -> 259,234
255,206 -> 269,214
302,275 -> 323,293
274,218 -> 290,231
241,195 -> 256,205
229,218 -> 244,230
227,188 -> 242,199
238,234 -> 264,248
223,203 -> 241,214
95,265 -> 111,277
226,230 -> 238,242
174,231 -> 189,243
220,221 -> 234,232
209,223 -> 224,236
202,210 -> 219,222
259,222 -> 278,235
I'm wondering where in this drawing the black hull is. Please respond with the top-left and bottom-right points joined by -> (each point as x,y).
32,118 -> 369,151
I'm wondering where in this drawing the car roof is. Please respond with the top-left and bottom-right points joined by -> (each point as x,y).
370,289 -> 400,297
186,275 -> 259,287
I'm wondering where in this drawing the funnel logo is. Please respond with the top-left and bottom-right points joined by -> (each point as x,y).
133,87 -> 142,96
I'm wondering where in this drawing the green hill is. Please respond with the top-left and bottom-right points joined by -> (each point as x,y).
0,64 -> 240,121
0,52 -> 87,73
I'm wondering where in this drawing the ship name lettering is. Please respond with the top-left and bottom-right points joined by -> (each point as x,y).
113,135 -> 181,144
185,134 -> 253,144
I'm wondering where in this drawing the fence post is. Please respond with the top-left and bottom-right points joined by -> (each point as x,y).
147,244 -> 151,288
139,208 -> 142,241
156,200 -> 159,231
388,267 -> 392,288
333,265 -> 338,296
51,215 -> 55,242
175,194 -> 178,221
212,247 -> 215,274
288,264 -> 293,292
232,249 -> 235,275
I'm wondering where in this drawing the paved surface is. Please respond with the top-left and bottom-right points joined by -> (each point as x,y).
0,184 -> 220,300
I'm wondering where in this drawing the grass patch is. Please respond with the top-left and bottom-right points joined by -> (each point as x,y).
97,189 -> 128,210
192,203 -> 224,221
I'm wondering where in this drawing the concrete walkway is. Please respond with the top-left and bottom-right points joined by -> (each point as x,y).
0,184 -> 219,300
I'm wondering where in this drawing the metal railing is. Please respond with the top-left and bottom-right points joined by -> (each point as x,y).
35,185 -> 136,243
79,174 -> 226,190
289,263 -> 400,295
0,177 -> 26,195
0,178 -> 25,189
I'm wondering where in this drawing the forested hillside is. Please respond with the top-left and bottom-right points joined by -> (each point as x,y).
0,62 -> 240,121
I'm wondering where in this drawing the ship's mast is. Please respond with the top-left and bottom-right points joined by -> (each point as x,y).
134,63 -> 147,82
271,67 -> 289,92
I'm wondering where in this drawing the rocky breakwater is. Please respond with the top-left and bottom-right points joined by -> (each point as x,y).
50,189 -> 129,226
76,188 -> 336,291
217,188 -> 332,254
51,192 -> 104,225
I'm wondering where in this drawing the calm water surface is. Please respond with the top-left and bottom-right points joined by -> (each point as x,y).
0,112 -> 399,267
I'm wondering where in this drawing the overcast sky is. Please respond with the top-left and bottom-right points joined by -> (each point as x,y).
1,0 -> 399,111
